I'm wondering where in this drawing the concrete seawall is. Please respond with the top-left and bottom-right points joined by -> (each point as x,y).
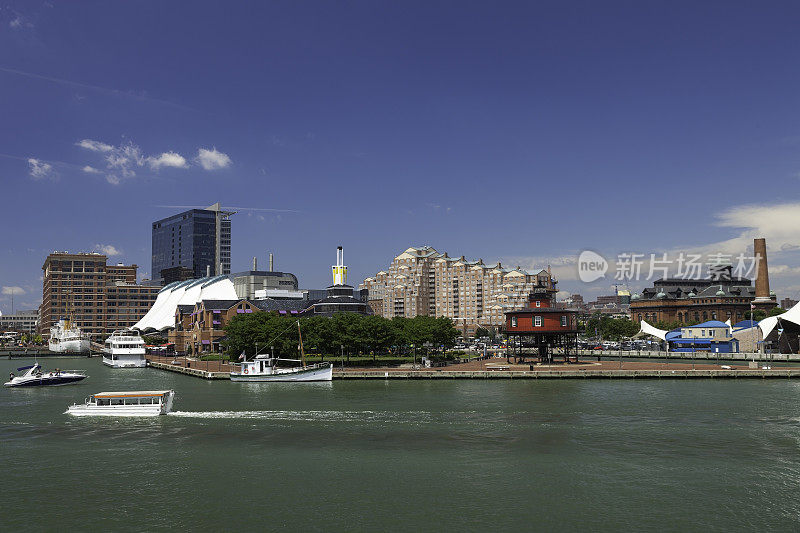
146,360 -> 800,380
575,350 -> 800,362
337,369 -> 800,379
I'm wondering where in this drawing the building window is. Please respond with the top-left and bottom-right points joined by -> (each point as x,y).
535,301 -> 541,308
535,316 -> 542,327
511,317 -> 517,327
561,316 -> 567,327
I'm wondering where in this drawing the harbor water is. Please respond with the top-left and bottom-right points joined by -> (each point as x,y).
2,357 -> 800,531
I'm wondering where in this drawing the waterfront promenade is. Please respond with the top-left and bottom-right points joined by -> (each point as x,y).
145,354 -> 800,380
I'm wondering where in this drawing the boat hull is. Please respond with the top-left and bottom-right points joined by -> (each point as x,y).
102,356 -> 147,368
49,338 -> 91,354
230,363 -> 333,382
65,405 -> 165,417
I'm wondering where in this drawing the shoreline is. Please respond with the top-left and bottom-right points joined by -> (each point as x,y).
144,356 -> 800,380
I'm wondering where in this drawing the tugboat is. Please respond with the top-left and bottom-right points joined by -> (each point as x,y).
230,355 -> 333,382
230,321 -> 333,382
4,363 -> 87,388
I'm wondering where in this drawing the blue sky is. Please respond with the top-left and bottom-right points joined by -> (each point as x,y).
3,1 -> 800,314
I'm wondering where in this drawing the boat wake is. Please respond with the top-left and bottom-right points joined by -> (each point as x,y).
168,410 -> 431,423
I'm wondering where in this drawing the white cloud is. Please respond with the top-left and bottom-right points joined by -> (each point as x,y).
196,147 -> 231,170
148,151 -> 188,170
1,286 -> 25,295
94,244 -> 121,257
76,139 -> 114,152
9,17 -> 21,28
27,158 -> 56,180
82,165 -> 101,174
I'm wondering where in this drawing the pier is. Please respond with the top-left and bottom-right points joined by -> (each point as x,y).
144,355 -> 800,380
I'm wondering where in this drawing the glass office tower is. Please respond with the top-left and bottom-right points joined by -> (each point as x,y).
151,203 -> 234,283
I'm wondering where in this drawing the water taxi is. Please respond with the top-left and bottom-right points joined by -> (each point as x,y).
102,330 -> 147,368
65,390 -> 175,417
4,363 -> 87,388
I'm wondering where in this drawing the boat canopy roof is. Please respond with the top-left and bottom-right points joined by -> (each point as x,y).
17,364 -> 38,371
93,390 -> 172,398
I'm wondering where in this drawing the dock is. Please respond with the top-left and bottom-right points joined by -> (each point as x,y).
144,356 -> 800,380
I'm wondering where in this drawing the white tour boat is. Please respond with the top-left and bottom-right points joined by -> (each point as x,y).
102,330 -> 147,368
49,318 -> 91,354
4,363 -> 87,388
231,356 -> 333,382
65,390 -> 175,417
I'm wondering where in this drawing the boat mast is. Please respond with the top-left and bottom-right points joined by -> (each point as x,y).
297,320 -> 306,367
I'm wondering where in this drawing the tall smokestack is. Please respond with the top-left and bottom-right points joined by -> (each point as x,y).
753,238 -> 772,302
252,256 -> 257,270
269,253 -> 274,272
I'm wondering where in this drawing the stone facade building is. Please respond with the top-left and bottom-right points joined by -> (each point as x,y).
40,252 -> 160,338
361,246 -> 556,335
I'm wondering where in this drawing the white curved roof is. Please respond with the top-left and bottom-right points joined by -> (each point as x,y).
132,276 -> 238,332
759,301 -> 800,339
638,320 -> 667,341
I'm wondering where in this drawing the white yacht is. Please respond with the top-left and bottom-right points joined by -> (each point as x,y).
65,390 -> 175,417
231,356 -> 333,382
49,319 -> 91,354
102,330 -> 146,368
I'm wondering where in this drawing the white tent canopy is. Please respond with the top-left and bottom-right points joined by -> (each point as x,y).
636,320 -> 668,341
759,300 -> 800,338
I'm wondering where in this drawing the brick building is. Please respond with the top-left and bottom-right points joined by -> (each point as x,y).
40,252 -> 160,338
169,298 -> 309,354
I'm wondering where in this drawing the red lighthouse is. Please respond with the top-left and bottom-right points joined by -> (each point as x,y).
504,289 -> 579,363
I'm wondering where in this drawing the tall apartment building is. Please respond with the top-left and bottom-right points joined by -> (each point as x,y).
361,246 -> 556,335
151,202 -> 234,284
40,252 -> 160,338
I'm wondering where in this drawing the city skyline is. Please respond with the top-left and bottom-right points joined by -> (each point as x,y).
4,2 -> 800,314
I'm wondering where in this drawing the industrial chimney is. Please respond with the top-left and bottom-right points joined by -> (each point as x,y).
252,256 -> 257,271
206,265 -> 211,277
753,238 -> 772,303
269,253 -> 274,272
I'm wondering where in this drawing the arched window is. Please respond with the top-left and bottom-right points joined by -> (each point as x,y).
703,311 -> 708,320
694,312 -> 700,322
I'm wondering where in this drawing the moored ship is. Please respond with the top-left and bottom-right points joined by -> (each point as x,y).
49,319 -> 91,354
102,330 -> 147,368
231,356 -> 333,382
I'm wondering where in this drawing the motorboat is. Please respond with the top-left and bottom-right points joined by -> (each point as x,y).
49,319 -> 91,354
65,390 -> 175,417
102,330 -> 146,368
4,363 -> 87,388
231,356 -> 333,382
